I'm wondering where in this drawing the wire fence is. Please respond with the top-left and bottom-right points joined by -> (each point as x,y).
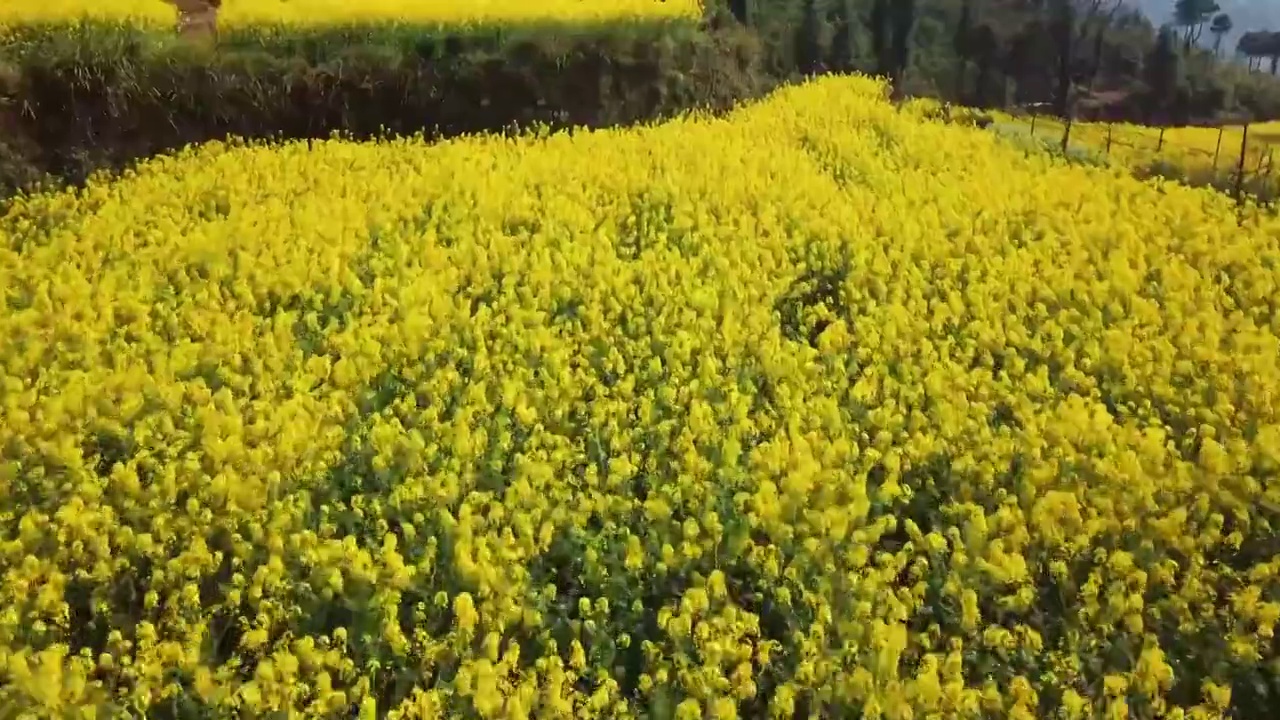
1016,108 -> 1280,207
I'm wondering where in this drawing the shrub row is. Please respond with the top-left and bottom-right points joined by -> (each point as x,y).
0,18 -> 775,199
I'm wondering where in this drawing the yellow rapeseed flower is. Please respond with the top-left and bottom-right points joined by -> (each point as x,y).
2,73 -> 1279,718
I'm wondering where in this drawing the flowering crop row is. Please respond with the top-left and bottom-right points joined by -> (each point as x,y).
0,0 -> 702,28
2,75 -> 1280,718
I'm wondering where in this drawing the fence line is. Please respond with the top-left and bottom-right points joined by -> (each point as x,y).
1017,107 -> 1279,208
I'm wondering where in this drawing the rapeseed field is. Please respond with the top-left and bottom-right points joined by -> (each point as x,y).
3,75 -> 1280,718
0,0 -> 702,27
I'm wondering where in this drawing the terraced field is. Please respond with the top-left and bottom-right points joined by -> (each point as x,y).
3,75 -> 1280,717
0,0 -> 703,27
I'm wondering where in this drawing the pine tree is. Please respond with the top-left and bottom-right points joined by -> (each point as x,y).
866,0 -> 890,77
828,0 -> 855,72
954,0 -> 973,99
1050,0 -> 1076,117
1145,25 -> 1183,122
888,0 -> 917,95
796,0 -> 824,76
1209,13 -> 1233,58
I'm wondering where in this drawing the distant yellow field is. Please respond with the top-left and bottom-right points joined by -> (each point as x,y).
992,111 -> 1280,177
0,0 -> 703,27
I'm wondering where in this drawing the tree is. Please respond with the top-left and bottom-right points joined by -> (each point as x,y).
888,0 -> 919,97
1145,25 -> 1184,121
1240,31 -> 1280,75
1173,0 -> 1220,49
1209,13 -> 1232,57
865,0 -> 892,78
1094,7 -> 1154,79
796,0 -> 824,76
807,0 -> 1280,123
970,24 -> 1002,106
1005,17 -> 1054,103
827,0 -> 855,72
1049,0 -> 1077,116
1238,31 -> 1268,71
954,0 -> 975,99
1029,0 -> 1125,114
1082,0 -> 1124,88
864,0 -> 917,95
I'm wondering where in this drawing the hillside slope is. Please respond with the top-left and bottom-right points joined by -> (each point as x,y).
3,75 -> 1280,717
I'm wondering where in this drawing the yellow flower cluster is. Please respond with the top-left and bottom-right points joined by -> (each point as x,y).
0,0 -> 701,27
3,74 -> 1280,718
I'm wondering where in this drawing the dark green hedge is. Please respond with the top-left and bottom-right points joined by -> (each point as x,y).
0,19 -> 775,199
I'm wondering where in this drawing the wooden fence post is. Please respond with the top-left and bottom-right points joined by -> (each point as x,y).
1061,115 -> 1073,154
1235,123 -> 1250,205
1106,124 -> 1113,156
1212,126 -> 1224,168
1156,127 -> 1165,152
